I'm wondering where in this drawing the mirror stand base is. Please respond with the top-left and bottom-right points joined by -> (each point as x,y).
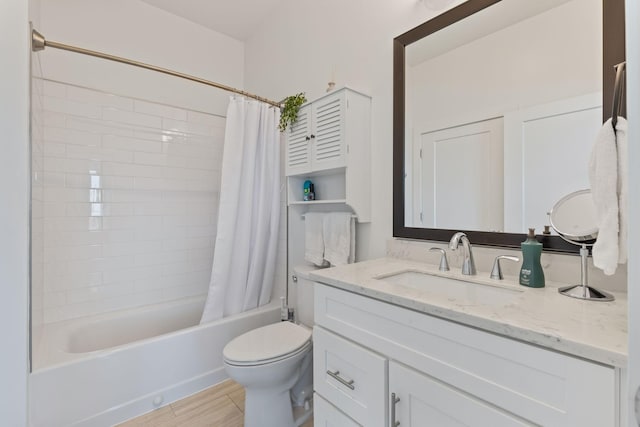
558,285 -> 615,302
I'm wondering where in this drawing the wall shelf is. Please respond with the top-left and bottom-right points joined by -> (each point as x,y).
289,199 -> 347,205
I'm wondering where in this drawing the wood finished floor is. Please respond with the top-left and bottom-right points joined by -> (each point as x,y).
117,380 -> 314,427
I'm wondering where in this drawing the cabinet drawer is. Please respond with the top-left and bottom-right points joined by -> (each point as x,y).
313,393 -> 361,427
313,326 -> 387,427
315,284 -> 616,427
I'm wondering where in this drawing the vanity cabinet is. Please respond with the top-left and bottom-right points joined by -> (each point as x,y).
285,88 -> 371,222
312,283 -> 618,427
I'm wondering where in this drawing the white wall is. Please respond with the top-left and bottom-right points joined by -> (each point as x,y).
245,0 -> 467,261
32,36 -> 46,344
245,0 -> 627,292
39,0 -> 245,116
0,0 -> 31,423
625,0 -> 639,423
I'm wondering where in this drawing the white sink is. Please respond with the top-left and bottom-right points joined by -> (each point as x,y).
374,270 -> 522,305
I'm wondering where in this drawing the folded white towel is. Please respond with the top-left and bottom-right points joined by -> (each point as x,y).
304,212 -> 326,267
323,212 -> 354,266
588,117 -> 628,275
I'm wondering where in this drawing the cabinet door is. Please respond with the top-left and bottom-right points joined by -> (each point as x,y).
314,393 -> 361,427
389,361 -> 534,427
311,91 -> 346,171
286,104 -> 312,175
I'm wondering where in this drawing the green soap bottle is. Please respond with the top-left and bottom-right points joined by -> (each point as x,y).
519,228 -> 545,288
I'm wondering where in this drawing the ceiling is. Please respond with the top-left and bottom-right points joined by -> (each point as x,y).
139,0 -> 285,41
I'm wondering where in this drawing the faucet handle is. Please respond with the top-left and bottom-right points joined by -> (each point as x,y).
490,255 -> 520,280
429,247 -> 450,272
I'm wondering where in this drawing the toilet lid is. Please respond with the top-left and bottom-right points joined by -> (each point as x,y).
223,322 -> 312,365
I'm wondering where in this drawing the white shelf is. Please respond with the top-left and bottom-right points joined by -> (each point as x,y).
289,199 -> 347,205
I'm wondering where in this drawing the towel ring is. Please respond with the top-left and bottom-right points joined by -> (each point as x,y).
611,61 -> 626,131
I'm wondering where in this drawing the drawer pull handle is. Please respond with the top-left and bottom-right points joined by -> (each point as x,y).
327,369 -> 355,390
391,392 -> 400,426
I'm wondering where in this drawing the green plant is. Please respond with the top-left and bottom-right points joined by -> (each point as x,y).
279,93 -> 307,132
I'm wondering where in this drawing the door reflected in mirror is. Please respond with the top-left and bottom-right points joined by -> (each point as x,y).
403,0 -> 602,234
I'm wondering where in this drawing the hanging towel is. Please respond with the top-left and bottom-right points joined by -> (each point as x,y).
617,118 -> 629,264
348,217 -> 356,264
323,212 -> 354,266
304,212 -> 327,267
588,117 -> 628,275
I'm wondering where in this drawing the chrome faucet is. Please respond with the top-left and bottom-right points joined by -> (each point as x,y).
449,232 -> 476,275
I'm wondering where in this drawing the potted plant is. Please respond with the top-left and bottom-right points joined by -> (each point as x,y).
279,93 -> 307,132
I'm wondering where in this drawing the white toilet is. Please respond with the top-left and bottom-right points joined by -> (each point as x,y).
223,266 -> 316,427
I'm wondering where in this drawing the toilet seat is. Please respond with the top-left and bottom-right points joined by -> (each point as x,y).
223,322 -> 312,367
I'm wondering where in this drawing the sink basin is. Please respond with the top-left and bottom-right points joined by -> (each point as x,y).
374,270 -> 522,305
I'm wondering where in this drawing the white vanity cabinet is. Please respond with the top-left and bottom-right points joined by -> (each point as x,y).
312,283 -> 619,427
285,88 -> 371,222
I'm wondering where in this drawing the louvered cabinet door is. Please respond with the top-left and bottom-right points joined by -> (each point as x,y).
286,104 -> 312,175
311,91 -> 346,171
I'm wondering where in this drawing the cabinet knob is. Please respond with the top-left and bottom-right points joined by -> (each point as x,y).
310,134 -> 316,139
305,136 -> 311,141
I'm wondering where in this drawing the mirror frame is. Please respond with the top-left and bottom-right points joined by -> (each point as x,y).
393,0 -> 625,253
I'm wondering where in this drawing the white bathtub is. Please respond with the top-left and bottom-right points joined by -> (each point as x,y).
29,296 -> 281,426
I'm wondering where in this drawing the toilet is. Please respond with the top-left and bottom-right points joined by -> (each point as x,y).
223,265 -> 317,427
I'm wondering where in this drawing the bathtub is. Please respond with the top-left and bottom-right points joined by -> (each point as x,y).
29,296 -> 281,426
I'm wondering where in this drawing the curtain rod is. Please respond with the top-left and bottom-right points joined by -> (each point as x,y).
31,29 -> 282,108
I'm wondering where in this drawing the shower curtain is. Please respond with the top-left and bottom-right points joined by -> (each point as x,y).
200,98 -> 281,323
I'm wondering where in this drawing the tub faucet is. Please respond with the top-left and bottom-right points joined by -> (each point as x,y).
449,232 -> 476,275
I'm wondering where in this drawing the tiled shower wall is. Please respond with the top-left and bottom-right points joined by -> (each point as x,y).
35,79 -> 225,324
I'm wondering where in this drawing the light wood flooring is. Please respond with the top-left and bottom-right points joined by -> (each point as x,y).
117,380 -> 314,427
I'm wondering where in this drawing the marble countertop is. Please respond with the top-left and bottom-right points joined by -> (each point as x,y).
309,257 -> 628,367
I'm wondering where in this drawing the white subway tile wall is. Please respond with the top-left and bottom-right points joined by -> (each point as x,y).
34,79 -> 226,323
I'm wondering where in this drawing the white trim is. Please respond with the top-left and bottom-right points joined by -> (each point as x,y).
0,0 -> 30,423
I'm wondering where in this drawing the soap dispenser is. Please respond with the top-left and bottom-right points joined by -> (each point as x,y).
519,228 -> 545,288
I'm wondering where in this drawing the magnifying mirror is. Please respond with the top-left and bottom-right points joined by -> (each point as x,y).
548,189 -> 614,301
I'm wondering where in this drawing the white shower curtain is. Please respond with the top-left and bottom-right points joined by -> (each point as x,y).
200,98 -> 281,323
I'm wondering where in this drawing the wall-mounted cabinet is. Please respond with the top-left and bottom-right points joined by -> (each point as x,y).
286,87 -> 371,222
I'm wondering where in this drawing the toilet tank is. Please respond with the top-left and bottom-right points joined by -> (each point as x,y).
293,265 -> 322,327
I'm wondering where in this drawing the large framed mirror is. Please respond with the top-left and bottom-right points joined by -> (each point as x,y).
393,0 -> 625,253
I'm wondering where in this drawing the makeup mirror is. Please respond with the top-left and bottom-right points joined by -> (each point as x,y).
548,189 -> 614,301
